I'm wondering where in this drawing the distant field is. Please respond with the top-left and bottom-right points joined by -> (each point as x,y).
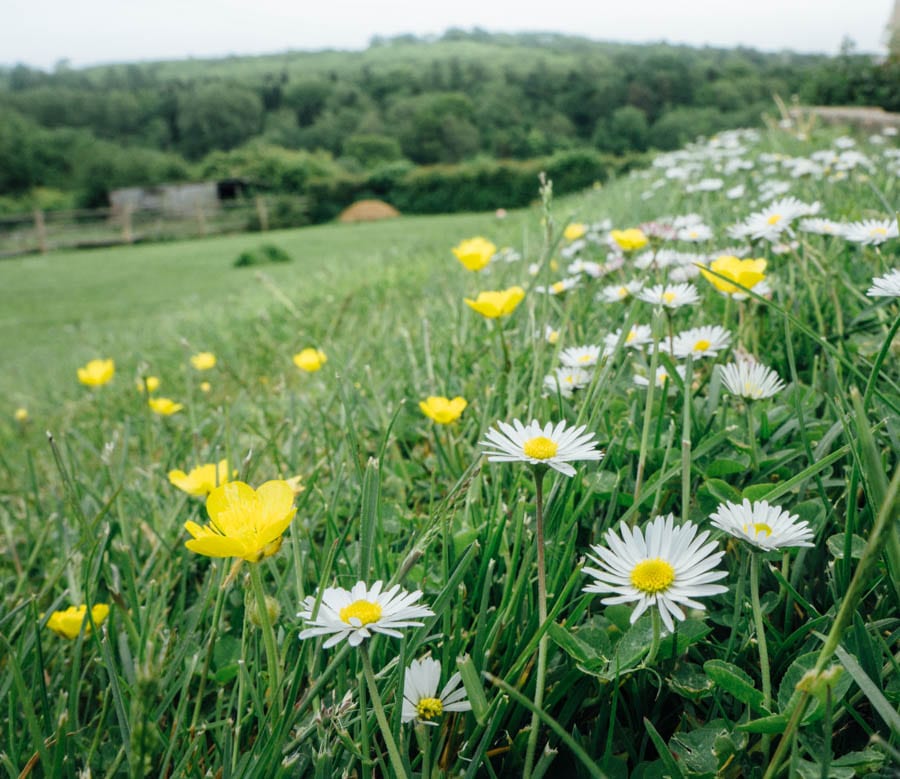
0,209 -> 532,401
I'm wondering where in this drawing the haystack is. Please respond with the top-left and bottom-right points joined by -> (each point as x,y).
338,199 -> 401,223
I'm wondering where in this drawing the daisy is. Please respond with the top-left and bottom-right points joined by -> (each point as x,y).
633,364 -> 688,389
401,657 -> 472,726
798,218 -> 846,236
842,219 -> 899,246
480,419 -> 603,477
710,499 -> 814,551
537,277 -> 580,295
583,514 -> 728,632
677,225 -> 713,242
598,281 -> 643,303
666,325 -> 731,359
298,581 -> 434,649
637,283 -> 700,309
867,269 -> 900,298
719,360 -> 785,399
543,367 -> 592,398
560,345 -> 604,368
604,324 -> 653,351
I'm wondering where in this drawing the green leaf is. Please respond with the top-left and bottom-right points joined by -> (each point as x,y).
777,652 -> 852,724
703,478 -> 742,504
703,660 -> 767,712
825,533 -> 866,560
704,459 -> 747,478
734,714 -> 789,734
668,662 -> 713,700
833,644 -> 900,736
456,655 -> 490,726
669,721 -> 732,777
643,718 -> 685,779
741,483 -> 777,502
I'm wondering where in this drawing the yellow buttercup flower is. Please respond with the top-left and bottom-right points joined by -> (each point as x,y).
451,237 -> 497,271
14,407 -> 28,422
464,286 -> 525,319
168,459 -> 231,497
46,604 -> 110,639
148,397 -> 184,416
77,358 -> 115,387
701,256 -> 767,297
419,396 -> 467,424
610,228 -> 649,252
184,480 -> 297,562
136,376 -> 160,393
564,223 -> 587,241
190,352 -> 217,371
293,348 -> 327,372
199,381 -> 211,393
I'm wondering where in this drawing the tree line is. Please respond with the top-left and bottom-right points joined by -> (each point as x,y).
0,30 -> 896,213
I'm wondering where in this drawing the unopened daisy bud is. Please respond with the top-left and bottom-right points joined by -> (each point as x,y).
248,593 -> 281,627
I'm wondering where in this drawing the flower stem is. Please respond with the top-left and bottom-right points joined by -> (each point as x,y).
744,402 -> 759,471
750,553 -> 771,759
360,646 -> 409,779
635,312 -> 662,505
644,609 -> 662,667
415,723 -> 432,779
524,466 -> 549,779
248,562 -> 282,720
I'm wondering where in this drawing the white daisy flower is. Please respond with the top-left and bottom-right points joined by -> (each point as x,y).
543,367 -> 592,398
798,218 -> 846,236
867,268 -> 900,298
298,581 -> 434,649
842,219 -> 899,246
677,225 -> 713,242
665,325 -> 731,359
672,213 -> 705,228
560,345 -> 604,368
633,364 -> 688,389
725,184 -> 745,200
604,324 -> 653,352
710,499 -> 814,551
402,657 -> 472,726
480,419 -> 603,477
597,281 -> 643,303
537,276 -> 581,295
583,514 -> 728,632
741,197 -> 815,241
637,283 -> 700,309
668,263 -> 702,282
719,360 -> 785,399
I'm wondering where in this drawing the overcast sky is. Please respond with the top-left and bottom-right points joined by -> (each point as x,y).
1,0 -> 895,70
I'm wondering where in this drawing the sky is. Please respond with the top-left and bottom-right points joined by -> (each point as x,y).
1,0 -> 895,70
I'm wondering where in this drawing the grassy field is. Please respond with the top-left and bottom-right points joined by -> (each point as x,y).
1,123 -> 899,778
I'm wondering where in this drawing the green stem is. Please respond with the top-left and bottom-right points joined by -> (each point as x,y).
524,467 -> 549,779
745,402 -> 758,471
360,646 -> 409,779
248,562 -> 282,720
416,723 -> 432,779
190,563 -> 229,733
644,609 -> 662,667
724,554 -> 748,662
681,354 -> 693,524
635,313 -> 662,505
750,553 -> 771,759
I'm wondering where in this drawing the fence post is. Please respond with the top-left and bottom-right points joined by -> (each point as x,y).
122,205 -> 134,244
33,208 -> 48,254
255,195 -> 269,232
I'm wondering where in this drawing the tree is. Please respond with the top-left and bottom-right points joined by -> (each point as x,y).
176,83 -> 264,159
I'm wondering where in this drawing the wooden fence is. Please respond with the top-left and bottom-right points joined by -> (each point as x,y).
0,195 -> 302,258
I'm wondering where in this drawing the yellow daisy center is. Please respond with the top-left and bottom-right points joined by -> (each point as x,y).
416,697 -> 444,720
618,286 -> 628,298
744,522 -> 773,538
340,599 -> 383,626
872,227 -> 887,235
662,291 -> 676,304
552,281 -> 566,294
626,329 -> 637,343
523,436 -> 559,460
578,354 -> 593,364
630,558 -> 675,594
693,339 -> 711,352
689,230 -> 698,238
767,214 -> 782,225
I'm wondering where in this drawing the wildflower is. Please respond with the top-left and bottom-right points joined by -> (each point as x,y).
665,325 -> 731,360
184,480 -> 296,562
77,358 -> 115,387
136,376 -> 160,393
719,360 -> 785,399
168,459 -> 231,497
633,364 -> 687,389
190,352 -> 217,371
564,223 -> 587,241
452,237 -> 497,271
537,277 -> 580,295
842,219 -> 899,246
610,228 -> 649,251
637,283 -> 700,309
543,366 -> 592,398
293,348 -> 327,372
480,419 -> 603,477
46,604 -> 110,639
583,514 -> 728,632
798,218 -> 845,236
199,381 -> 212,393
14,407 -> 28,422
543,325 -> 560,344
464,286 -> 525,319
710,499 -> 814,551
700,256 -> 767,298
677,225 -> 713,242
148,397 -> 184,416
604,325 -> 653,352
298,581 -> 433,648
559,345 -> 604,368
598,281 -> 643,303
419,396 -> 467,424
740,197 -> 817,242
867,269 -> 900,298
402,657 -> 472,725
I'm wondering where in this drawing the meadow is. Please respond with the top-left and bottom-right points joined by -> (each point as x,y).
1,119 -> 899,778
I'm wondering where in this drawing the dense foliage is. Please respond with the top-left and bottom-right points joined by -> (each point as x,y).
0,31 -> 896,214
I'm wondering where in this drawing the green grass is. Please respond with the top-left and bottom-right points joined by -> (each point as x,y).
1,125 -> 898,779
